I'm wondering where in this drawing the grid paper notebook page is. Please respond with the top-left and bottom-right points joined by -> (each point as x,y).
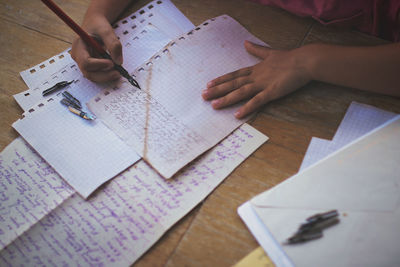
88,15 -> 266,178
0,124 -> 268,266
12,97 -> 140,199
14,0 -> 194,111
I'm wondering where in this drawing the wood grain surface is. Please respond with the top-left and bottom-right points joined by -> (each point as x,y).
1,0 -> 399,266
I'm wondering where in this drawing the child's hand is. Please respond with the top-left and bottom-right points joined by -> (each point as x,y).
71,15 -> 122,83
202,40 -> 312,119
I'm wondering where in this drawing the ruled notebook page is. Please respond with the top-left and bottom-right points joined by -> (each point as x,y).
88,15 -> 267,178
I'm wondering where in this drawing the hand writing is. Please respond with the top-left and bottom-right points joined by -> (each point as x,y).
71,15 -> 122,83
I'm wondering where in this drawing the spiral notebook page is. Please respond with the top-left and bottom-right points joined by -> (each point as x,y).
15,0 -> 194,111
88,15 -> 266,178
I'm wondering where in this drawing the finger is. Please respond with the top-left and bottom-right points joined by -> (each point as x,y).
82,57 -> 114,72
244,40 -> 271,59
71,37 -> 91,65
202,76 -> 251,100
207,67 -> 252,88
234,89 -> 273,119
101,28 -> 123,65
211,84 -> 261,109
72,37 -> 115,74
83,70 -> 121,83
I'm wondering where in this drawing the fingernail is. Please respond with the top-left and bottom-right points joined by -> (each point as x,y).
234,110 -> 242,118
202,89 -> 209,97
211,99 -> 221,108
207,81 -> 214,88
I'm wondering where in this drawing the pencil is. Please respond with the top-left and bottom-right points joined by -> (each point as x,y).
41,0 -> 141,89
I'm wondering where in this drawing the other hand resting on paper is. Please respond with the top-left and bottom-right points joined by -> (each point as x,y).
71,0 -> 131,83
202,41 -> 400,119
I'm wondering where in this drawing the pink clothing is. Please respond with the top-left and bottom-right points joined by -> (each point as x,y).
251,0 -> 400,42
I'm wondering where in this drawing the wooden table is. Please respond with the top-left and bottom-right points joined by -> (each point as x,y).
1,0 -> 399,266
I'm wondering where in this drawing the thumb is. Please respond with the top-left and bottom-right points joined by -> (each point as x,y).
244,40 -> 271,59
101,28 -> 123,65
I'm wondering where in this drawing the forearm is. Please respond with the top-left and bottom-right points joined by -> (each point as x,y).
83,0 -> 132,26
302,43 -> 400,96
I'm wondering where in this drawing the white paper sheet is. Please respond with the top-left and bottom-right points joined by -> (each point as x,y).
0,138 -> 74,250
0,123 -> 268,266
299,102 -> 397,171
15,0 -> 194,111
12,98 -> 140,198
88,15 -> 267,178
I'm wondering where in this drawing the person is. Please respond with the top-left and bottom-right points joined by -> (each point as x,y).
71,0 -> 400,119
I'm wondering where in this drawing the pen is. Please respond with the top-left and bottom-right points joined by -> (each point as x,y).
42,80 -> 74,96
68,106 -> 96,121
40,0 -> 141,89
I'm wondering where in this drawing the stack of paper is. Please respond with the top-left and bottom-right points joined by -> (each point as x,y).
1,1 -> 270,265
239,103 -> 400,267
12,0 -> 196,198
12,8 -> 266,197
1,125 -> 267,266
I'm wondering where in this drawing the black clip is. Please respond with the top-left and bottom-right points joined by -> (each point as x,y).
61,91 -> 82,109
42,80 -> 74,96
284,210 -> 340,245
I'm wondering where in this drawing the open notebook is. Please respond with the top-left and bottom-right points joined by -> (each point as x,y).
13,14 -> 266,197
